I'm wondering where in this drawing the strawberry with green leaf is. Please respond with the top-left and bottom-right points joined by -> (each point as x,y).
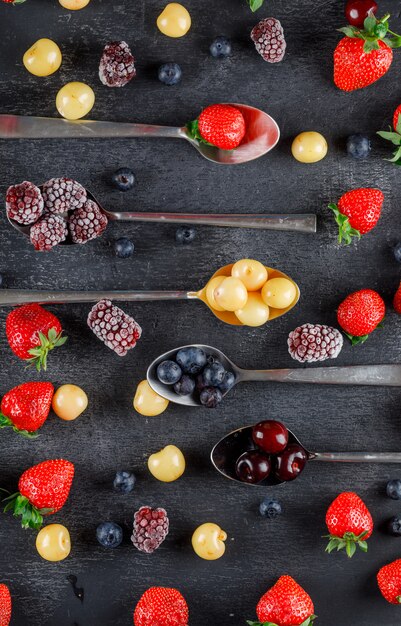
377,104 -> 401,164
247,575 -> 316,626
187,104 -> 246,151
0,381 -> 54,438
337,288 -> 385,345
325,492 -> 373,558
328,188 -> 384,245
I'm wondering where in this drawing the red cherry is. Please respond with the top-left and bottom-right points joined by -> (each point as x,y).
275,444 -> 308,482
235,450 -> 271,484
345,0 -> 378,28
252,420 -> 289,454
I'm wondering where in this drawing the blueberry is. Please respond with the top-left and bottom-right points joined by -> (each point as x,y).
175,227 -> 196,245
196,373 -> 208,392
157,360 -> 182,385
112,167 -> 135,191
176,346 -> 207,374
210,36 -> 232,58
218,370 -> 236,394
202,362 -> 226,386
158,62 -> 182,86
393,243 -> 401,264
96,522 -> 123,548
259,498 -> 282,519
113,237 -> 135,258
386,515 -> 401,536
174,374 -> 196,396
346,134 -> 371,159
113,471 -> 136,494
386,479 -> 401,500
199,386 -> 222,408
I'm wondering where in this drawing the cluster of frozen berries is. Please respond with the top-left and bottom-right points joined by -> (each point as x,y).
5,178 -> 108,251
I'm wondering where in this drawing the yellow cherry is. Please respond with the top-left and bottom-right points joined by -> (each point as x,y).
262,277 -> 297,309
231,259 -> 268,291
205,276 -> 228,311
56,82 -> 95,120
235,292 -> 269,327
23,39 -> 62,77
36,524 -> 71,562
134,380 -> 169,416
59,0 -> 91,8
52,384 -> 88,421
214,277 -> 248,312
157,3 -> 191,38
291,131 -> 328,163
192,522 -> 227,560
148,445 -> 185,482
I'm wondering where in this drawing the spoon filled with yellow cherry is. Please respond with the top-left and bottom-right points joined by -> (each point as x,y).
0,259 -> 300,328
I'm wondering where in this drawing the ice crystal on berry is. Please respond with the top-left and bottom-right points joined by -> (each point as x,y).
288,323 -> 343,363
42,178 -> 87,214
87,299 -> 142,356
68,200 -> 108,244
251,17 -> 286,63
99,41 -> 136,88
131,506 -> 169,554
6,181 -> 44,225
30,214 -> 68,252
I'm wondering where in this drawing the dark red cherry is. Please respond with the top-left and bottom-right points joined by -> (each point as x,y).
235,450 -> 271,484
252,420 -> 289,454
275,444 -> 308,482
345,0 -> 378,27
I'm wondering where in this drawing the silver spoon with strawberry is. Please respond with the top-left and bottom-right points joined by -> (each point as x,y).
0,103 -> 280,165
211,420 -> 401,487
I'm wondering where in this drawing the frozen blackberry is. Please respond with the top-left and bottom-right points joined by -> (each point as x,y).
30,214 -> 68,252
6,181 -> 44,225
87,299 -> 142,356
131,506 -> 169,553
288,323 -> 343,363
42,178 -> 87,214
99,41 -> 136,88
251,17 -> 286,63
68,200 -> 108,244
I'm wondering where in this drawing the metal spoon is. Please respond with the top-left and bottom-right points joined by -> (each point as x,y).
8,186 -> 317,243
0,104 -> 280,165
147,344 -> 401,406
0,263 -> 300,327
211,425 -> 401,487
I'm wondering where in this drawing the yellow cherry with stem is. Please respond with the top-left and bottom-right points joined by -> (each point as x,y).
36,524 -> 71,562
235,292 -> 269,327
192,522 -> 227,560
52,384 -> 88,421
291,131 -> 328,163
231,259 -> 268,291
23,39 -> 62,77
214,277 -> 248,312
157,3 -> 191,38
56,82 -> 95,120
262,277 -> 297,309
148,445 -> 185,482
134,380 -> 169,416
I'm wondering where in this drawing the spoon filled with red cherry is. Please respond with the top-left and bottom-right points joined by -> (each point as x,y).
211,420 -> 401,487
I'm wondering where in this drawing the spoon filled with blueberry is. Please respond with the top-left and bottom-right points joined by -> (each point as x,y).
211,420 -> 401,486
147,344 -> 401,408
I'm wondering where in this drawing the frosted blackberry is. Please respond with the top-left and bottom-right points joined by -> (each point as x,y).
6,181 -> 44,225
131,506 -> 169,553
251,17 -> 286,63
42,178 -> 87,214
30,214 -> 68,252
68,200 -> 108,244
87,299 -> 142,356
99,41 -> 136,88
288,323 -> 343,363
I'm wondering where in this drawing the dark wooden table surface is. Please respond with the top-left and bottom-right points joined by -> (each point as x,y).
1,1 -> 401,624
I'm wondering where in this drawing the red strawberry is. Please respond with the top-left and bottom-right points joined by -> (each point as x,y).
377,559 -> 401,604
0,381 -> 54,437
328,188 -> 384,244
393,105 -> 401,131
2,0 -> 26,4
247,575 -> 315,626
377,104 -> 401,163
394,282 -> 401,314
0,585 -> 11,626
337,288 -> 385,345
187,104 -> 246,150
6,303 -> 67,371
334,38 -> 392,91
325,492 -> 373,557
134,587 -> 188,626
2,459 -> 74,529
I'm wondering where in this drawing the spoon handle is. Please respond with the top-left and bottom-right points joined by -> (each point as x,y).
108,212 -> 317,233
0,290 -> 195,306
0,115 -> 184,140
242,364 -> 401,386
311,452 -> 401,463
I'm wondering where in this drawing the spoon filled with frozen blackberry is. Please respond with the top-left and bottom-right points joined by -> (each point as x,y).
211,420 -> 401,487
147,344 -> 401,408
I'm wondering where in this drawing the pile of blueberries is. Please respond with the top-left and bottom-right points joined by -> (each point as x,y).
156,346 -> 236,408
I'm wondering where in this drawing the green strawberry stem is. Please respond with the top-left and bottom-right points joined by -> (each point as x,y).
247,0 -> 264,11
0,413 -> 38,439
27,327 -> 67,372
338,13 -> 401,52
344,331 -> 370,346
2,492 -> 53,530
377,125 -> 401,164
396,596 -> 401,603
328,204 -> 361,245
186,119 -> 217,148
247,617 -> 316,626
325,531 -> 369,558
